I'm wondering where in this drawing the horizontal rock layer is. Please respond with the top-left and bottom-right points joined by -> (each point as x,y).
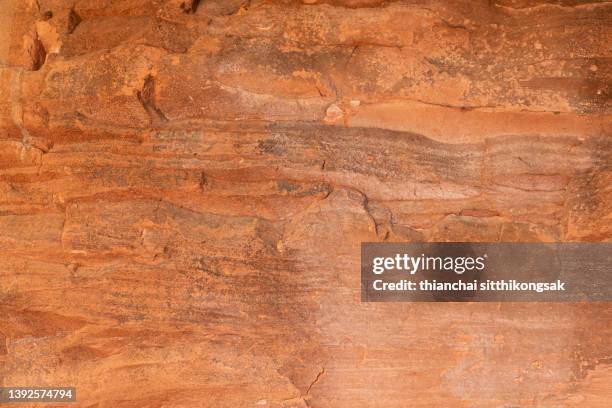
0,0 -> 610,407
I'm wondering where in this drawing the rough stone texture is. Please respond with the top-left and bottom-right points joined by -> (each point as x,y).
0,0 -> 611,407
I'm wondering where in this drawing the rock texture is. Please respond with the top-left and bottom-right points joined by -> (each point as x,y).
0,0 -> 611,406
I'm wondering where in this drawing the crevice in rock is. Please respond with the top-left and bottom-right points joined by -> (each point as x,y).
136,74 -> 169,124
66,9 -> 82,34
180,0 -> 200,14
306,367 -> 325,395
25,34 -> 47,71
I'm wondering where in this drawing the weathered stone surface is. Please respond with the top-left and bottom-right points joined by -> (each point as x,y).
0,0 -> 610,406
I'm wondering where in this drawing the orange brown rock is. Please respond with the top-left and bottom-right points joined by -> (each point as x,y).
0,0 -> 610,407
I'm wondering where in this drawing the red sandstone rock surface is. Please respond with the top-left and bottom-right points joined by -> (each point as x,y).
0,0 -> 610,406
